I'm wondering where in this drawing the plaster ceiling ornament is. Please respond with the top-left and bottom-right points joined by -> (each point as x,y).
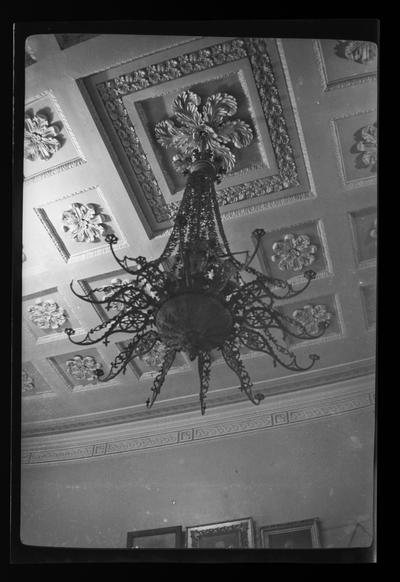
292,304 -> 332,336
27,298 -> 67,330
97,38 -> 299,224
65,90 -> 328,415
369,217 -> 377,240
24,112 -> 61,162
154,90 -> 253,175
22,370 -> 35,393
65,355 -> 104,382
61,202 -> 106,243
354,123 -> 377,172
341,41 -> 377,64
140,341 -> 168,368
271,233 -> 318,272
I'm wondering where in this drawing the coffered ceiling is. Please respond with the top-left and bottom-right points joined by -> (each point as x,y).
21,34 -> 377,439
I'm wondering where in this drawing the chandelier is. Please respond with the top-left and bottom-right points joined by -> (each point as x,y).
65,91 -> 328,414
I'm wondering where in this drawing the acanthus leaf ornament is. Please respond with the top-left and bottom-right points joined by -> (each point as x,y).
61,202 -> 106,243
154,90 -> 253,175
24,112 -> 62,162
66,89 -> 327,415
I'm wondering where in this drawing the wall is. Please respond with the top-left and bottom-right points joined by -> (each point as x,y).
20,405 -> 375,549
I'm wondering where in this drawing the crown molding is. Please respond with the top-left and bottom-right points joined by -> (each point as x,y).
21,368 -> 375,466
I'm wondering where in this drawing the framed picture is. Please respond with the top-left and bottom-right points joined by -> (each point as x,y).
259,518 -> 321,549
186,518 -> 255,549
127,526 -> 183,549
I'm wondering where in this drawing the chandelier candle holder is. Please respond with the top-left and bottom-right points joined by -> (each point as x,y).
65,91 -> 328,415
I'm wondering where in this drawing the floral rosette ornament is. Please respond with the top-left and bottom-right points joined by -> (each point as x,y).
369,217 -> 377,240
355,124 -> 377,172
62,202 -> 106,243
154,90 -> 253,175
66,355 -> 103,382
28,298 -> 67,330
24,112 -> 61,162
292,304 -> 332,336
22,370 -> 35,393
343,41 -> 377,64
271,233 -> 318,272
140,342 -> 168,368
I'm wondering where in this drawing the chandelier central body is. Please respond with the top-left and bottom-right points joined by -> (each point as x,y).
65,91 -> 327,414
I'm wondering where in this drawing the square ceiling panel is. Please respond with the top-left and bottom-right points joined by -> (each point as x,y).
81,37 -> 313,237
314,39 -> 377,90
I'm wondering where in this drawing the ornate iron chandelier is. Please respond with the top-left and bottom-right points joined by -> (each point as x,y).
65,91 -> 328,414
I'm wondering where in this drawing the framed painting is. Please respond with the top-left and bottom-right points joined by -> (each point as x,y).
126,526 -> 183,549
259,518 -> 321,549
186,517 -> 255,549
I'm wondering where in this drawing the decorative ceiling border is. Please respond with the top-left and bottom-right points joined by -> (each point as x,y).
21,358 -> 375,438
95,37 -> 300,225
22,380 -> 374,465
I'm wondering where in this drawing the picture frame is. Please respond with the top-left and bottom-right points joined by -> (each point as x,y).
126,526 -> 183,549
259,518 -> 321,549
186,517 -> 255,549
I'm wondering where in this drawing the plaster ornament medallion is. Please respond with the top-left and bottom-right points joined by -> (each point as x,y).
292,304 -> 332,336
369,217 -> 377,240
27,298 -> 67,330
24,112 -> 61,162
154,90 -> 253,175
61,202 -> 106,243
139,341 -> 168,368
355,124 -> 377,172
22,370 -> 35,393
65,355 -> 103,382
342,41 -> 377,64
271,233 -> 318,272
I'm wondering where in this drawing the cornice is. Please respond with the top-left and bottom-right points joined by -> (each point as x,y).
21,367 -> 375,466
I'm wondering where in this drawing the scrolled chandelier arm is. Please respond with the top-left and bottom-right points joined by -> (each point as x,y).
65,90 -> 327,414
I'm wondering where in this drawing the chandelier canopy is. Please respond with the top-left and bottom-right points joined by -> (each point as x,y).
65,91 -> 328,414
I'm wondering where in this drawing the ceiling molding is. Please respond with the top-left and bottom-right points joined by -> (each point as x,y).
21,372 -> 375,466
21,357 -> 375,437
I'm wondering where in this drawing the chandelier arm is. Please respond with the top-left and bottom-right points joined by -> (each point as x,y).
146,348 -> 177,409
99,330 -> 160,382
198,350 -> 212,415
249,267 -> 317,300
221,341 -> 264,405
239,326 -> 319,372
68,279 -> 157,310
269,311 -> 329,340
65,308 -> 154,346
103,281 -> 158,309
242,302 -> 328,341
